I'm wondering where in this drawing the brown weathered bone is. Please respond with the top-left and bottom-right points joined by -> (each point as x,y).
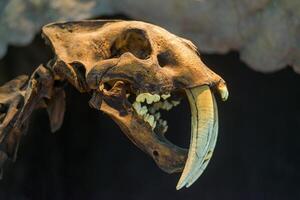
0,20 -> 227,188
89,81 -> 187,173
0,65 -> 65,171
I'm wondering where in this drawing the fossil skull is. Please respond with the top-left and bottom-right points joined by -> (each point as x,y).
42,20 -> 228,189
0,20 -> 228,189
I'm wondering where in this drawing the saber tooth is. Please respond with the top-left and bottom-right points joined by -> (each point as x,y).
176,85 -> 217,190
149,107 -> 156,114
185,93 -> 218,188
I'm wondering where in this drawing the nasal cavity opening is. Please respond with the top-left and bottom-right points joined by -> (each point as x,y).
157,51 -> 177,67
110,28 -> 152,59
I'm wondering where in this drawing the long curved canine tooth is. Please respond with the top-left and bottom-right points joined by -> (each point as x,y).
176,85 -> 218,190
185,94 -> 218,187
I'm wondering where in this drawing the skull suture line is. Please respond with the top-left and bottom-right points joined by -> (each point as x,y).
0,20 -> 228,189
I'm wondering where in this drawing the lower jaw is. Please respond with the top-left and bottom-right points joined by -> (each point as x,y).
90,81 -> 224,189
99,95 -> 188,173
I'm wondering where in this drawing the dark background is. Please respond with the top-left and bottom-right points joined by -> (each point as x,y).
0,17 -> 300,200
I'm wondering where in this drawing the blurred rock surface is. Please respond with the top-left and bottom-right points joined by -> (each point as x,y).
0,0 -> 300,73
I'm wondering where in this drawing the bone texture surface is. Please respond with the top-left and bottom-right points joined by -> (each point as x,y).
0,0 -> 299,74
0,20 -> 228,189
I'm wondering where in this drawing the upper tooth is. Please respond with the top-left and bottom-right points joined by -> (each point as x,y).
133,102 -> 141,112
139,106 -> 148,116
163,101 -> 173,110
148,115 -> 155,127
136,93 -> 147,103
146,95 -> 155,104
153,94 -> 160,102
136,93 -> 161,104
161,93 -> 171,100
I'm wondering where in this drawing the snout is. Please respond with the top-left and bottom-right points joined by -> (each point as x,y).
86,52 -> 173,93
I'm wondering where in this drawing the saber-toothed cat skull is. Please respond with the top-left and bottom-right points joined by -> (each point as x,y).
0,20 -> 228,189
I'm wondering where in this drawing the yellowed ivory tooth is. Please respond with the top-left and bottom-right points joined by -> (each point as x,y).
132,102 -> 141,112
137,93 -> 160,104
136,93 -> 147,103
185,95 -> 218,188
186,95 -> 219,187
152,121 -> 157,129
140,106 -> 148,116
161,93 -> 171,100
148,115 -> 155,127
145,94 -> 155,104
153,94 -> 160,102
217,82 -> 229,101
144,113 -> 150,120
176,86 -> 217,190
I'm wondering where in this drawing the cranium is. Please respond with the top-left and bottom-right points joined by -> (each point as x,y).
0,20 -> 228,189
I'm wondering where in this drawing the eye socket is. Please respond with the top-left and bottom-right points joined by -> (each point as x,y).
110,28 -> 152,59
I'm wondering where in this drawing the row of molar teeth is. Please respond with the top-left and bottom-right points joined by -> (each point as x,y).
133,101 -> 156,129
132,92 -> 180,133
